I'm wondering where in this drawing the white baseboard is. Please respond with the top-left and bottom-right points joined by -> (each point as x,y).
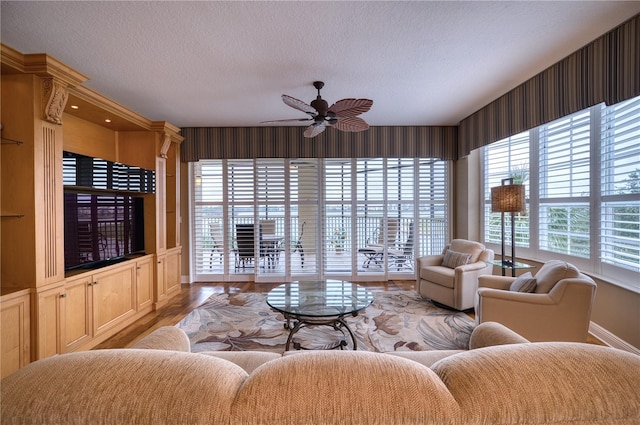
589,321 -> 640,355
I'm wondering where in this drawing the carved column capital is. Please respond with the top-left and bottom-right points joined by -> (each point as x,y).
42,78 -> 68,125
159,133 -> 172,158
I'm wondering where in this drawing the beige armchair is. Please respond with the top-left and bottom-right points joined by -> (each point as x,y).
417,239 -> 494,311
475,260 -> 597,342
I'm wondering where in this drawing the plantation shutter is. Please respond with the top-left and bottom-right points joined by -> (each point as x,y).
356,158 -> 387,275
386,158 -> 416,273
539,110 -> 591,257
417,159 -> 449,256
289,159 -> 319,275
600,97 -> 640,272
483,132 -> 530,248
324,160 -> 353,274
192,160 -> 225,275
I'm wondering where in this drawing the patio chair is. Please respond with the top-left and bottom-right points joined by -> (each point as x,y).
358,218 -> 399,268
235,223 -> 256,269
387,221 -> 414,271
209,222 -> 224,266
292,221 -> 305,267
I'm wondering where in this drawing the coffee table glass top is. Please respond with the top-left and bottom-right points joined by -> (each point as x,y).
267,280 -> 373,318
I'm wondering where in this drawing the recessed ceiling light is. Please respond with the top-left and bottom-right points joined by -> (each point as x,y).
70,105 -> 79,109
104,119 -> 112,123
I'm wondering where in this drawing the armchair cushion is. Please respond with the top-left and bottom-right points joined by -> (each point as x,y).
509,272 -> 537,293
449,239 -> 486,263
420,265 -> 455,288
534,260 -> 580,293
441,250 -> 472,269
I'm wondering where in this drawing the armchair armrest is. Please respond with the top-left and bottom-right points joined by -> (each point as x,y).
477,288 -> 556,306
456,261 -> 490,273
478,275 -> 514,290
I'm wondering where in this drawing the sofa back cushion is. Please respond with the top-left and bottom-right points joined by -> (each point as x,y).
534,260 -> 580,293
232,351 -> 460,424
0,349 -> 247,425
448,239 -> 486,263
431,342 -> 640,424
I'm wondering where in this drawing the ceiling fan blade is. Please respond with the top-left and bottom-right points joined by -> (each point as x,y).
335,116 -> 369,132
261,118 -> 313,124
328,98 -> 373,117
282,94 -> 317,116
303,122 -> 326,138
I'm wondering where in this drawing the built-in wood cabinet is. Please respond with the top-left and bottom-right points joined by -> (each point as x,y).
35,283 -> 66,359
136,256 -> 154,311
0,289 -> 31,378
0,44 -> 184,375
63,274 -> 93,352
91,264 -> 136,337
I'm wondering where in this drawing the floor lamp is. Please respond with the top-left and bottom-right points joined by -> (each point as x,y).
491,178 -> 526,273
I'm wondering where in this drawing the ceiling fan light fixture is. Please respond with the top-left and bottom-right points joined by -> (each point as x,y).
262,81 -> 373,138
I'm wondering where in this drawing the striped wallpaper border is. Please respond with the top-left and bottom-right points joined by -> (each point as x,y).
458,13 -> 639,158
181,126 -> 458,162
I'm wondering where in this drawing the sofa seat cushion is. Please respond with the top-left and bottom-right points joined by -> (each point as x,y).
231,351 -> 460,424
420,265 -> 455,288
534,260 -> 580,293
0,349 -> 248,425
431,342 -> 640,424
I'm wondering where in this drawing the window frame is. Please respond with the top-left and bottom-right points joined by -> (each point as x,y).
482,97 -> 640,294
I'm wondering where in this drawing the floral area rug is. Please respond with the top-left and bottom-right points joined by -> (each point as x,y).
177,290 -> 475,353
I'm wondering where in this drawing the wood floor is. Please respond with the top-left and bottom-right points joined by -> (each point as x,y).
94,280 -> 417,349
94,280 -> 604,349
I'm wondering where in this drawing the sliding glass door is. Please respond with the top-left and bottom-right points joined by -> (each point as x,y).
190,158 -> 449,282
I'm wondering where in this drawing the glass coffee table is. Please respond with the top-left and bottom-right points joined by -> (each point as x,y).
267,280 -> 373,351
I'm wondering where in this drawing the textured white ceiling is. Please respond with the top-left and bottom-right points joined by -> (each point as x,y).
2,1 -> 639,128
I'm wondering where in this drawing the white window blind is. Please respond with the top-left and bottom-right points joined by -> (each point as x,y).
385,159 -> 416,273
192,160 -> 225,274
290,160 -> 319,275
600,96 -> 640,272
483,132 -> 530,248
356,158 -> 387,274
539,111 -> 591,257
418,159 -> 449,255
324,160 -> 352,273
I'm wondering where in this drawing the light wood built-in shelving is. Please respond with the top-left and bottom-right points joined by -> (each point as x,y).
0,43 -> 183,377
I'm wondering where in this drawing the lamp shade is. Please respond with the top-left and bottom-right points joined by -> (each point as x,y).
491,184 -> 526,213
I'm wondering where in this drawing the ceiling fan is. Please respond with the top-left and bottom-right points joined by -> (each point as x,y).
263,81 -> 373,138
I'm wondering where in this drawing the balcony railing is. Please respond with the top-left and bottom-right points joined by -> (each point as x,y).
197,214 -> 447,273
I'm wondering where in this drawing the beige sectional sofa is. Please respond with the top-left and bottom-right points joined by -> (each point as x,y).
2,323 -> 639,424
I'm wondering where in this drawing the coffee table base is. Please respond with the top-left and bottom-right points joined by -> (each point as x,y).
283,313 -> 358,351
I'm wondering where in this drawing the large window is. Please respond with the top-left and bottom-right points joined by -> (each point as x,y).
483,96 -> 640,292
190,158 -> 449,282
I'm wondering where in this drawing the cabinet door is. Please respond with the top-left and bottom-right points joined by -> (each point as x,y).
1,291 -> 31,378
155,255 -> 167,304
92,265 -> 136,336
136,257 -> 153,311
36,285 -> 65,359
164,250 -> 181,295
64,275 -> 93,352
